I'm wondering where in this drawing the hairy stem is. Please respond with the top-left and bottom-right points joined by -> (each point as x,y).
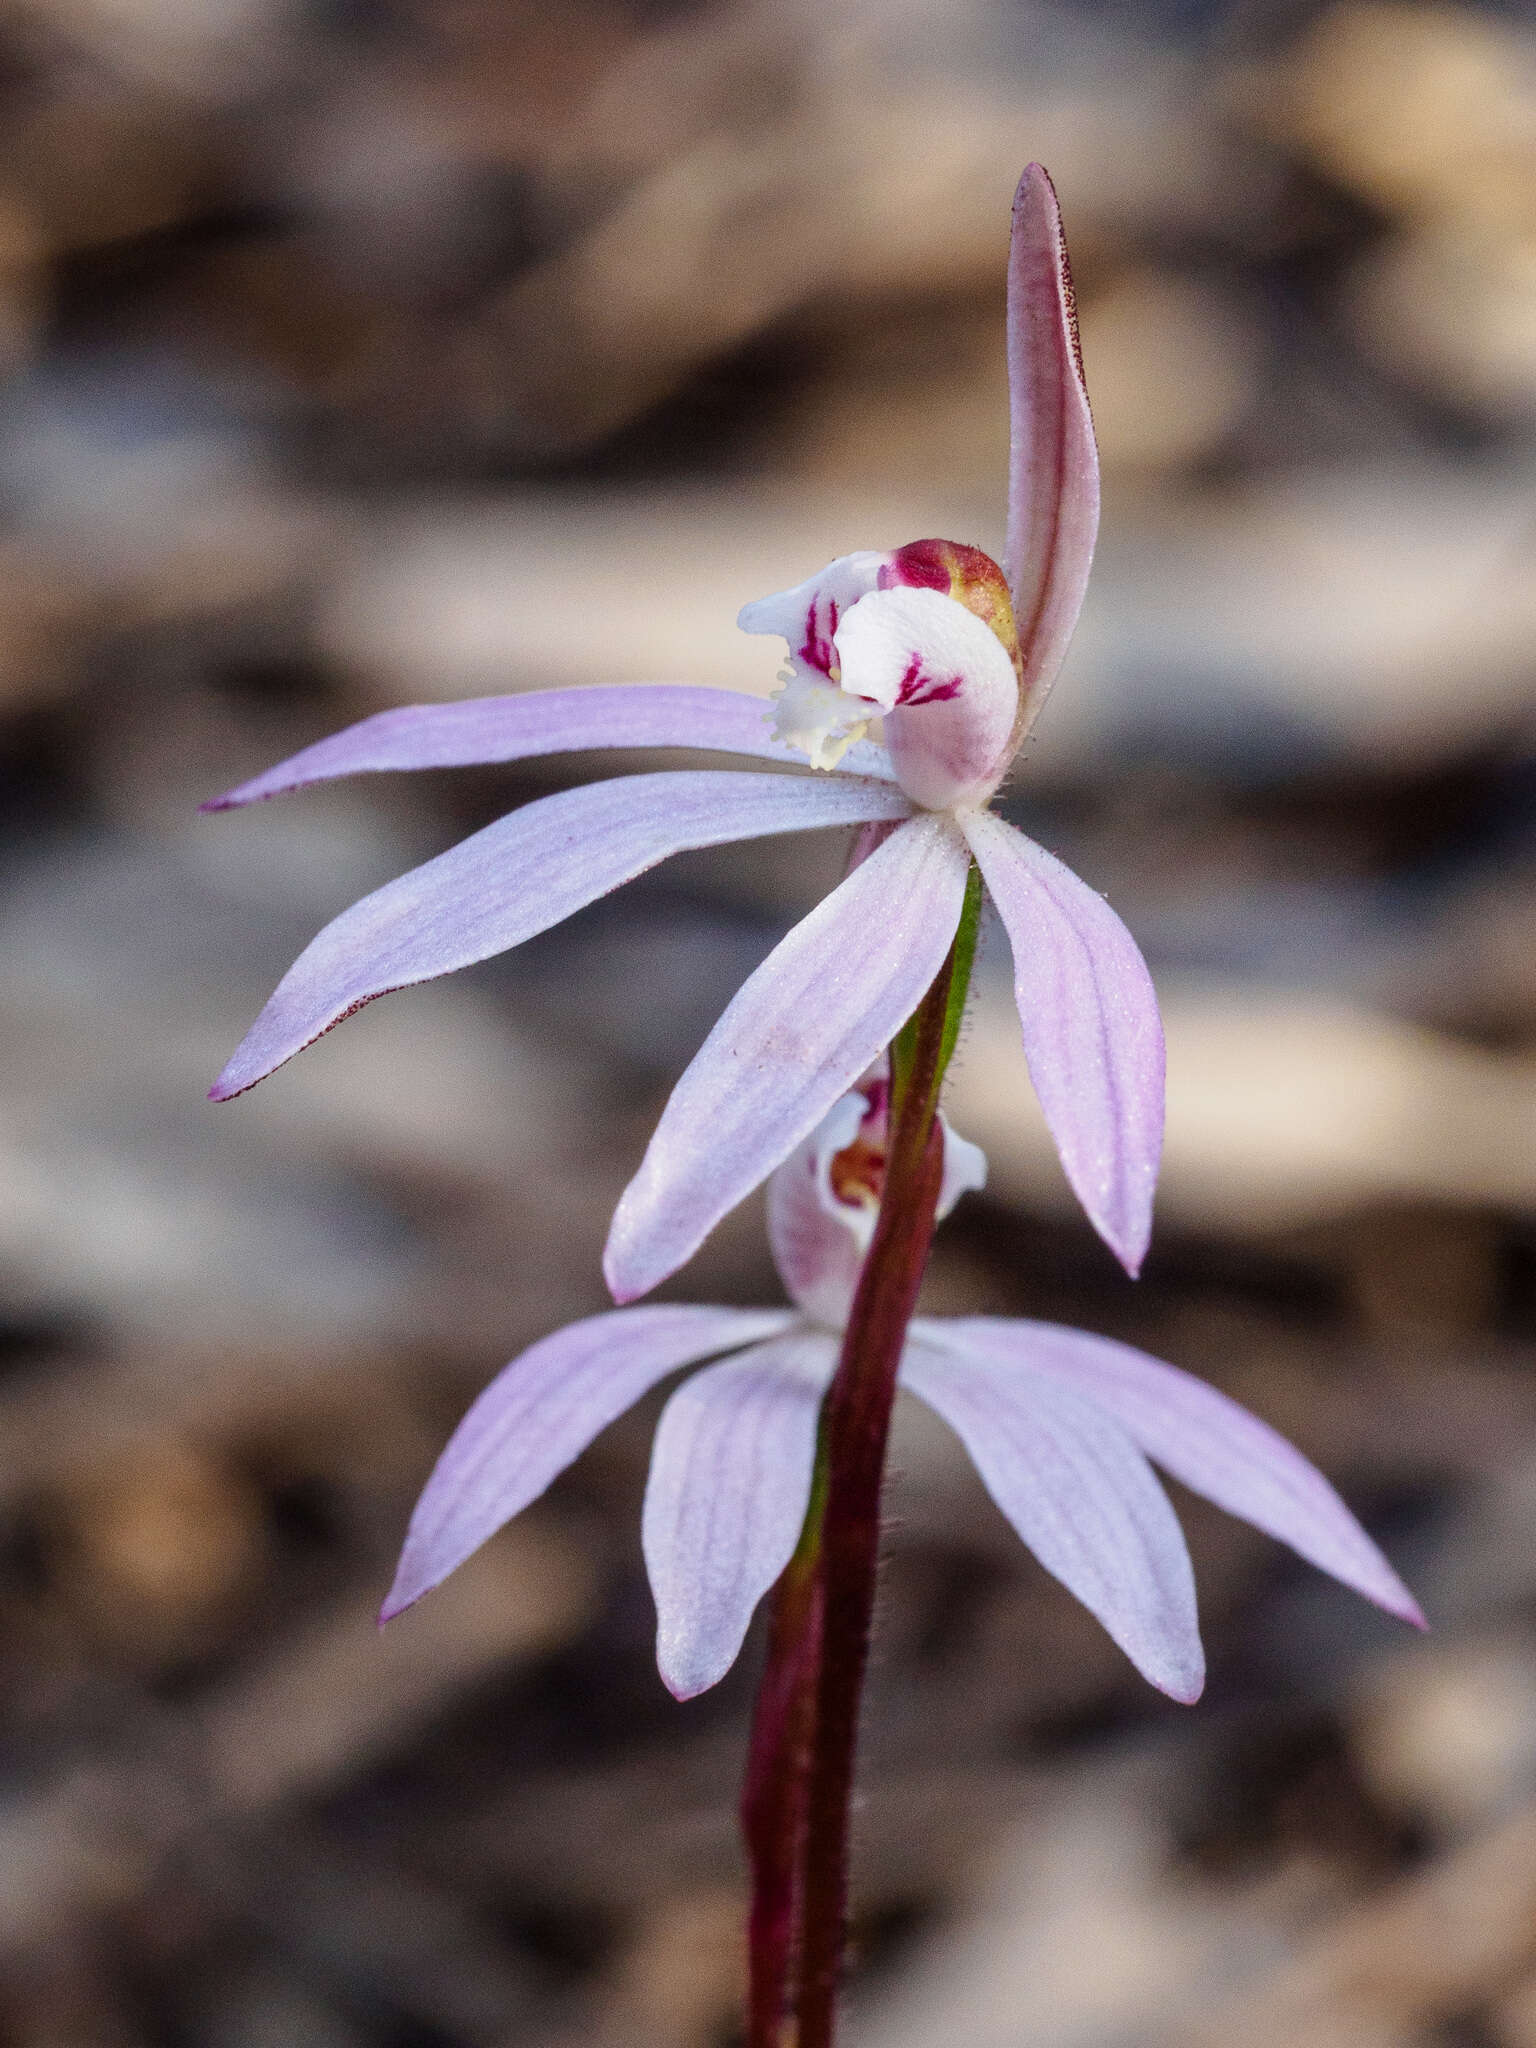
793,860 -> 981,2047
742,1433 -> 828,2047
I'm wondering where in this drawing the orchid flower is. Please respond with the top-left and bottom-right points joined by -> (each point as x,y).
205,166 -> 1155,1300
384,1077 -> 1422,1703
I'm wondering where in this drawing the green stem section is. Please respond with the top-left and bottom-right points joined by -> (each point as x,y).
789,860 -> 982,2047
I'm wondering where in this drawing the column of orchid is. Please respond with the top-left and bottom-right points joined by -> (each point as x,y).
204,168 -> 1421,2048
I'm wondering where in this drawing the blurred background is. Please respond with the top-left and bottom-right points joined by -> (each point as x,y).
3,0 -> 1536,2041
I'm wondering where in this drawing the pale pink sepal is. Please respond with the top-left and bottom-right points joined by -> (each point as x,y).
961,810 -> 1163,1276
833,586 -> 1020,810
210,768 -> 914,1100
900,1328 -> 1203,1702
381,1303 -> 794,1621
604,813 -> 971,1303
643,1329 -> 839,1699
1004,163 -> 1100,733
939,1318 -> 1424,1628
202,684 -> 898,811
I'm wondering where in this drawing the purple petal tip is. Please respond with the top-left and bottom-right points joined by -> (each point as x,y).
601,1258 -> 645,1308
1396,1589 -> 1430,1632
1103,1214 -> 1150,1281
378,1571 -> 427,1625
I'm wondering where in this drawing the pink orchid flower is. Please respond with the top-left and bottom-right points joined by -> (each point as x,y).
384,1076 -> 1422,1703
206,166 -> 1151,1300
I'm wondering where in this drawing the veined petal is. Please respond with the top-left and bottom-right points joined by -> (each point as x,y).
1004,163 -> 1100,732
962,810 -> 1163,1276
833,585 -> 1020,810
202,684 -> 897,810
605,813 -> 971,1302
901,1327 -> 1203,1701
739,550 -> 897,768
382,1303 -> 794,1620
738,550 -> 892,680
211,768 -> 914,1100
643,1328 -> 838,1699
938,1318 -> 1423,1627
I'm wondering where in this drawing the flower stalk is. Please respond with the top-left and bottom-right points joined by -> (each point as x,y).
199,158 -> 1429,2048
748,862 -> 982,2047
741,1427 -> 825,2047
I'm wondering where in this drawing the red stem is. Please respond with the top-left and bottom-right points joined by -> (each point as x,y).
741,1543 -> 823,2047
740,857 -> 978,2045
792,970 -> 954,2047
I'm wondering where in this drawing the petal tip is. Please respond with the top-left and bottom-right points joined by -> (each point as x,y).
657,1647 -> 721,1702
1105,1215 -> 1152,1281
1149,1643 -> 1205,1705
1391,1586 -> 1429,1632
601,1244 -> 648,1307
379,1555 -> 435,1625
1015,161 -> 1054,207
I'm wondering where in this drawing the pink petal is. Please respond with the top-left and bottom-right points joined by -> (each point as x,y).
901,1327 -> 1203,1701
940,1318 -> 1424,1627
203,684 -> 897,809
938,1116 -> 989,1220
1004,163 -> 1100,731
210,768 -> 914,1099
962,810 -> 1163,1276
737,551 -> 892,680
765,1092 -> 869,1327
766,1090 -> 986,1328
643,1329 -> 838,1699
833,585 -> 1020,810
604,813 -> 971,1302
382,1304 -> 794,1620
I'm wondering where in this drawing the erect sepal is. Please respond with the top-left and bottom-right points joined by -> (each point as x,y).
1005,163 -> 1101,736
